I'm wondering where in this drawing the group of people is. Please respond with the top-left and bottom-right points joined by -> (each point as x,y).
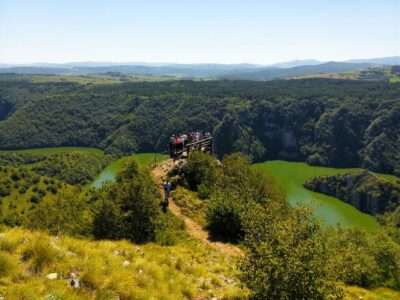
169,131 -> 212,159
170,131 -> 211,147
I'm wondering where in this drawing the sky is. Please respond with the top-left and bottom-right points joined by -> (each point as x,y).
0,0 -> 399,64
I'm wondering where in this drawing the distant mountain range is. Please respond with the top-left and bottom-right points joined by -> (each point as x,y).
346,56 -> 400,65
0,56 -> 399,80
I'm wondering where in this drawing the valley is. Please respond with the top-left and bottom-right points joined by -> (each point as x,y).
93,155 -> 383,231
2,1 -> 400,298
3,146 -> 388,233
0,76 -> 399,299
0,144 -> 399,299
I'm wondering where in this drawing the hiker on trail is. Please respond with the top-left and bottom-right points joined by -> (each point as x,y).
162,181 -> 172,212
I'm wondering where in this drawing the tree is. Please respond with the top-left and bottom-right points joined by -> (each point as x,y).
181,151 -> 219,195
241,204 -> 343,300
93,160 -> 161,243
26,187 -> 91,236
206,153 -> 285,242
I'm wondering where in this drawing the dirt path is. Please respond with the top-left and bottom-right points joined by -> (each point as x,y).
152,159 -> 243,257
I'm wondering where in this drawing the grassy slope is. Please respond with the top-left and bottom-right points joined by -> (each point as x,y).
0,147 -> 104,156
383,68 -> 400,83
0,228 -> 246,300
1,150 -> 399,298
377,173 -> 400,184
0,166 -> 78,224
28,74 -> 180,84
0,228 -> 399,300
345,286 -> 400,300
294,67 -> 400,84
172,187 -> 207,227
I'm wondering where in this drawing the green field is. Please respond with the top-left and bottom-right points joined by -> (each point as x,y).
90,153 -> 168,189
28,74 -> 180,84
0,147 -> 104,156
253,161 -> 379,230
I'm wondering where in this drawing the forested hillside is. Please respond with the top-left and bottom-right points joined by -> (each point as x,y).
1,75 -> 399,175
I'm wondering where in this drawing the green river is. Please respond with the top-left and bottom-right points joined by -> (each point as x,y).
91,153 -> 382,230
253,161 -> 380,231
90,153 -> 167,189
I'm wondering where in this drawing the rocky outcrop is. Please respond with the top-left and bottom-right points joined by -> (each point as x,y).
304,171 -> 400,215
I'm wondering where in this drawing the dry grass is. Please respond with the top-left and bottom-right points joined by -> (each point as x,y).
0,228 -> 247,299
345,285 -> 400,300
172,186 -> 208,227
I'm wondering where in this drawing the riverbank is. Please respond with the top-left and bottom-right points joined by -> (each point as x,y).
90,153 -> 168,189
253,160 -> 380,230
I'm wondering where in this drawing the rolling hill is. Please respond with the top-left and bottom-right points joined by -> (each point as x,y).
1,56 -> 399,80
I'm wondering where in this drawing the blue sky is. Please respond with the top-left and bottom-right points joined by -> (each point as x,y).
0,0 -> 399,64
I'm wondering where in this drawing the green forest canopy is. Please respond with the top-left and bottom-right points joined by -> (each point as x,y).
0,75 -> 399,175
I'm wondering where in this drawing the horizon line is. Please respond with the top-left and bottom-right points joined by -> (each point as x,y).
1,55 -> 399,67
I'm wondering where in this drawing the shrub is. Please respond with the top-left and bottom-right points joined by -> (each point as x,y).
0,185 -> 10,197
32,176 -> 40,184
18,186 -> 27,194
155,212 -> 185,246
182,151 -> 219,193
30,194 -> 41,204
326,229 -> 400,289
241,204 -> 343,300
206,153 -> 285,243
92,197 -> 123,240
46,184 -> 58,194
37,188 -> 46,197
21,236 -> 58,273
27,189 -> 92,236
93,160 -> 161,243
206,193 -> 244,243
0,251 -> 18,277
10,172 -> 20,181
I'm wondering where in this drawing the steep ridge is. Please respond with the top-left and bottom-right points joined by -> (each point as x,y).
151,159 -> 243,257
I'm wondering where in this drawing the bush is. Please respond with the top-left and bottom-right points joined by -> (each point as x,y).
0,251 -> 18,277
30,194 -> 41,204
93,160 -> 161,243
32,175 -> 40,184
0,185 -> 11,197
326,229 -> 400,289
182,151 -> 219,193
10,172 -> 20,181
18,186 -> 27,194
206,193 -> 244,242
46,184 -> 58,194
206,153 -> 285,243
92,197 -> 123,240
155,211 -> 185,246
22,236 -> 59,273
27,189 -> 92,236
241,204 -> 343,300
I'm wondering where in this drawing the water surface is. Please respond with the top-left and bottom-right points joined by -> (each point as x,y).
253,161 -> 379,231
90,153 -> 167,189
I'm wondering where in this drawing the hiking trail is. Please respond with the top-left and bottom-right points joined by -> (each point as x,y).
152,159 -> 243,257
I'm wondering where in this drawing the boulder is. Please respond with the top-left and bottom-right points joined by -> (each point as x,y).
46,273 -> 58,280
122,260 -> 130,267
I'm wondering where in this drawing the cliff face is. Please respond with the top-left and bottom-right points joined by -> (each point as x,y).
304,171 -> 400,215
